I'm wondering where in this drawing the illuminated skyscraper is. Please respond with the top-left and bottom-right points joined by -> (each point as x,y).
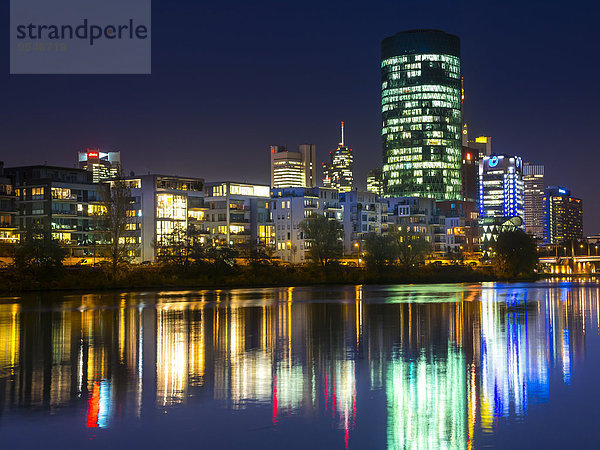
322,122 -> 354,193
366,169 -> 383,196
543,186 -> 583,245
523,163 -> 545,240
381,29 -> 462,200
478,155 -> 524,249
461,146 -> 478,202
478,155 -> 524,220
78,149 -> 121,182
270,144 -> 317,188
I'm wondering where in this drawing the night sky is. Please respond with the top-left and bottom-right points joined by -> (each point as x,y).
1,0 -> 598,233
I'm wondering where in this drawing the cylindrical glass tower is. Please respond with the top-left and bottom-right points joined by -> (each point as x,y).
381,29 -> 462,200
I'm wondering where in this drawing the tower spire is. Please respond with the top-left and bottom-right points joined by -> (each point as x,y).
340,121 -> 345,146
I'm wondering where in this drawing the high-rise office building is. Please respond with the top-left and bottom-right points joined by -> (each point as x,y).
467,136 -> 492,160
543,186 -> 583,245
366,169 -> 383,196
270,144 -> 317,188
461,146 -> 478,202
478,155 -> 524,220
381,29 -> 462,200
322,122 -> 354,193
523,163 -> 545,240
478,155 -> 524,248
78,149 -> 121,183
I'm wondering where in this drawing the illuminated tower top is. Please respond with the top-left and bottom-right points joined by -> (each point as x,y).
323,122 -> 354,193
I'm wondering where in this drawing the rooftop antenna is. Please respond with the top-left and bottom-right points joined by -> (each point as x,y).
340,121 -> 345,146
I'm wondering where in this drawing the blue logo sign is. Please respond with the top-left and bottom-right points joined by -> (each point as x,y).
489,156 -> 498,167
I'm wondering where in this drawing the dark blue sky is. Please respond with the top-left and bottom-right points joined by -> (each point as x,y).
1,0 -> 598,233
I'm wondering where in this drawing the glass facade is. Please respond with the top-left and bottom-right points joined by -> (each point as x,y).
543,186 -> 583,245
523,163 -> 545,240
478,155 -> 524,220
322,145 -> 353,193
381,30 -> 462,200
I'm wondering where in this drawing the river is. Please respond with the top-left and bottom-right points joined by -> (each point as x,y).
0,280 -> 598,449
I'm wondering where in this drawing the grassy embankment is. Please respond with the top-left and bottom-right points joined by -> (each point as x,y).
0,263 -> 515,293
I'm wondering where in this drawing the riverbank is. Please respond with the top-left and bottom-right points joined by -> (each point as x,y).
0,263 -> 535,293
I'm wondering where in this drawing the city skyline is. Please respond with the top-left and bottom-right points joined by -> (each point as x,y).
1,0 -> 598,233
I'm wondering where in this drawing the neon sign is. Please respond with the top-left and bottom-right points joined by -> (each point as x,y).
87,151 -> 99,158
489,156 -> 498,167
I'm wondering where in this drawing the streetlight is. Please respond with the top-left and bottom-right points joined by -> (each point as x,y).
354,241 -> 360,266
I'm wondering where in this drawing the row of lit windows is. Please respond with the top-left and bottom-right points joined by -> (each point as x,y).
383,100 -> 458,112
156,193 -> 187,220
382,84 -> 458,95
383,113 -> 460,125
381,54 -> 460,68
387,146 -> 461,156
382,124 -> 460,134
382,94 -> 461,108
384,167 -> 461,179
386,156 -> 461,167
386,134 -> 461,143
384,60 -> 459,74
386,70 -> 459,81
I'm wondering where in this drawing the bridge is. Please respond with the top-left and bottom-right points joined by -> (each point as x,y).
539,256 -> 600,275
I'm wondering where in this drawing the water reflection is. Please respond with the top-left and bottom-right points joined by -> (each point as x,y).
0,282 -> 598,448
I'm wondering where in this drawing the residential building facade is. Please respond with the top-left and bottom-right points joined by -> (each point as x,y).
5,165 -> 104,258
271,187 -> 342,263
203,181 -> 274,248
437,200 -> 480,254
0,162 -> 18,248
386,197 -> 446,255
340,190 -> 387,254
122,174 -> 205,262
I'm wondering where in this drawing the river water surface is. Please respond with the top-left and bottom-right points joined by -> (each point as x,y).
0,281 -> 598,449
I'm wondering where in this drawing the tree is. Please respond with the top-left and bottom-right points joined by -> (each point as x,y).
493,230 -> 537,278
300,213 -> 343,267
156,225 -> 198,268
100,177 -> 138,275
238,240 -> 273,267
389,228 -> 430,267
204,246 -> 238,270
14,226 -> 67,271
364,233 -> 397,272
